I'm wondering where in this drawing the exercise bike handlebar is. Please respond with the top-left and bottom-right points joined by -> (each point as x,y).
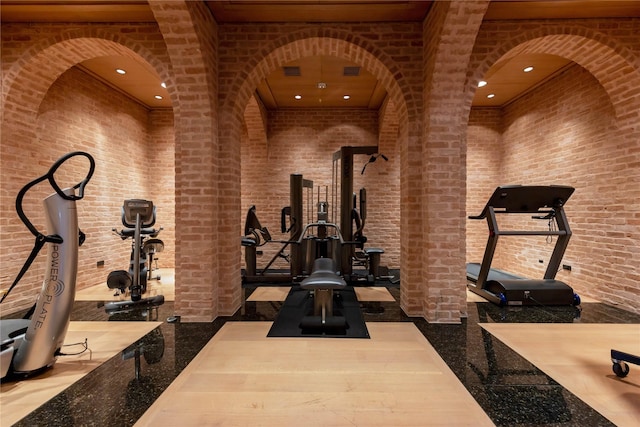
112,226 -> 163,240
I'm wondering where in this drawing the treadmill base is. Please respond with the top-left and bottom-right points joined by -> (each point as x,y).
470,279 -> 577,306
485,279 -> 577,305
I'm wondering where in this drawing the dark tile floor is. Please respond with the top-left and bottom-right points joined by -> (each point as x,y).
6,283 -> 640,427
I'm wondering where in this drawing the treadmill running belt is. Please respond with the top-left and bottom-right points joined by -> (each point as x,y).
466,262 -> 523,283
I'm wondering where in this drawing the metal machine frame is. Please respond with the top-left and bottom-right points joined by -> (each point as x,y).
242,146 -> 388,284
333,146 -> 378,277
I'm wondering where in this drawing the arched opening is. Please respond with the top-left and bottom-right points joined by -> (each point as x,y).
222,35 -> 414,312
465,32 -> 640,313
0,36 -> 176,314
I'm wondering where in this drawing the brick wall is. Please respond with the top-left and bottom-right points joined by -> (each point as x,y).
148,109 -> 176,270
466,107 -> 503,262
376,99 -> 402,268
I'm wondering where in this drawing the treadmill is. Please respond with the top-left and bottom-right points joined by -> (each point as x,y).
467,185 -> 579,306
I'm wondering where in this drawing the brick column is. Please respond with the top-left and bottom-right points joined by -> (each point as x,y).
420,0 -> 490,323
150,0 -> 220,321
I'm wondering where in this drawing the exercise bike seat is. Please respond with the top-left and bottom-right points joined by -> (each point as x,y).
143,238 -> 164,254
107,269 -> 131,290
301,258 -> 346,290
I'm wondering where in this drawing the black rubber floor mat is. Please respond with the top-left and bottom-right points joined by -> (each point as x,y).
267,286 -> 370,338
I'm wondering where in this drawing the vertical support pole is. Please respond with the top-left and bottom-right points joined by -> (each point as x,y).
290,174 -> 303,277
544,207 -> 572,279
132,212 -> 142,300
244,245 -> 256,276
476,206 -> 499,289
332,156 -> 339,225
339,146 -> 354,276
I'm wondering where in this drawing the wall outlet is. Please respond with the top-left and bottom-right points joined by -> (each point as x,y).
562,264 -> 572,271
97,260 -> 105,267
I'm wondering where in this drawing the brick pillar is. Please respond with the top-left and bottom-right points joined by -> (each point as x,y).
400,117 -> 426,316
217,108 -> 243,315
420,0 -> 490,323
149,0 -> 220,321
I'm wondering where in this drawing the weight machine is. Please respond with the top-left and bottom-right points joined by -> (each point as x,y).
332,146 -> 388,282
242,146 -> 389,285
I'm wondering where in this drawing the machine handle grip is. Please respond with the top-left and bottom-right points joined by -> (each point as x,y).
47,151 -> 95,201
281,206 -> 292,233
15,151 -> 95,238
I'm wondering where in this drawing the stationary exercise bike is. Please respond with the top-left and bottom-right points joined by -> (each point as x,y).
1,151 -> 94,380
106,200 -> 164,306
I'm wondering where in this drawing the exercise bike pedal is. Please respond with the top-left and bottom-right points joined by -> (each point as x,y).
130,286 -> 142,302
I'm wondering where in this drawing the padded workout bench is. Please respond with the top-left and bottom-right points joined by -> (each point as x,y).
300,257 -> 347,331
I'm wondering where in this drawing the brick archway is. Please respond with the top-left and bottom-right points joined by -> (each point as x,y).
2,31 -> 171,114
217,34 -> 417,316
0,29 -> 174,312
467,28 -> 640,126
464,23 -> 640,313
1,31 -> 173,167
222,33 -> 414,123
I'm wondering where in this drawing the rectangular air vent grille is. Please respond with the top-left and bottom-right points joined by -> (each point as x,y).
343,66 -> 360,76
283,66 -> 301,76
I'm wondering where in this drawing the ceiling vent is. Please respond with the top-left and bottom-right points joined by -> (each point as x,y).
283,66 -> 301,76
343,66 -> 360,76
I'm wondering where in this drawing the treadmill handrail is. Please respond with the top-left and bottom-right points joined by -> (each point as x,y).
497,230 -> 569,236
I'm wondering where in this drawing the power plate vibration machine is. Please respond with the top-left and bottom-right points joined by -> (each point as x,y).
1,151 -> 94,380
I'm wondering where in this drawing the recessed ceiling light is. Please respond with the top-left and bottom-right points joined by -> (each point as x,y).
343,95 -> 350,100
154,95 -> 163,100
116,68 -> 126,75
294,95 -> 302,100
487,93 -> 495,99
478,80 -> 487,88
160,82 -> 167,89
523,66 -> 534,73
